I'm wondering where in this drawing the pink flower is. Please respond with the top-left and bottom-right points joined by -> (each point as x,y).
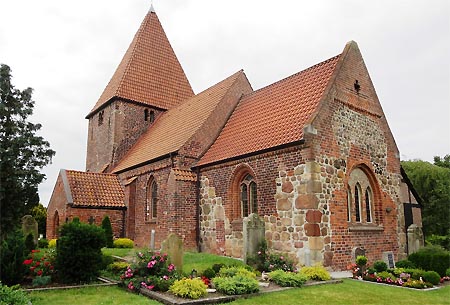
168,264 -> 175,272
162,275 -> 169,280
147,260 -> 156,268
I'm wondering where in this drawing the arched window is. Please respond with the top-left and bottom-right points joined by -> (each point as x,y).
146,178 -> 158,221
240,174 -> 257,217
365,187 -> 372,223
53,211 -> 59,238
347,166 -> 380,225
354,184 -> 362,222
347,187 -> 352,222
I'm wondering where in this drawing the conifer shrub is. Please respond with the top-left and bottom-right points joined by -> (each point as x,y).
55,220 -> 106,283
299,264 -> 331,281
169,278 -> 207,299
113,238 -> 134,248
202,268 -> 216,279
101,216 -> 114,248
0,230 -> 26,285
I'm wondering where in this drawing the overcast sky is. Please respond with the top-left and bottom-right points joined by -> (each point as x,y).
1,0 -> 449,207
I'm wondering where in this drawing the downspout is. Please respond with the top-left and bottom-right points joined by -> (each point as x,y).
195,167 -> 201,252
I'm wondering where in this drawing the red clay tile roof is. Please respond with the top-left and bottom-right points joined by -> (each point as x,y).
197,55 -> 340,166
172,169 -> 197,181
112,71 -> 246,173
64,170 -> 125,208
86,10 -> 193,118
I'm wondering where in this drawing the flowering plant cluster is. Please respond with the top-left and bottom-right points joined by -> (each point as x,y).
23,249 -> 55,278
248,241 -> 295,272
121,251 -> 179,293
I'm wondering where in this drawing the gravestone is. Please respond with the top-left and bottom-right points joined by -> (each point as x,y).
161,233 -> 183,272
352,246 -> 366,262
407,224 -> 424,254
243,213 -> 265,264
382,251 -> 395,269
21,215 -> 38,245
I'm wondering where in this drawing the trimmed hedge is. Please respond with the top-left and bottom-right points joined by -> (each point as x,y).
113,238 -> 134,248
408,246 -> 450,277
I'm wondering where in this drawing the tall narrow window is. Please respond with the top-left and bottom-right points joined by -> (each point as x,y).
149,110 -> 155,123
355,184 -> 361,222
144,109 -> 149,121
365,187 -> 372,223
151,180 -> 157,219
98,110 -> 104,126
240,174 -> 257,217
347,187 -> 352,221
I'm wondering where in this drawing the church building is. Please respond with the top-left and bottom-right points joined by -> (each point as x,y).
47,6 -> 422,270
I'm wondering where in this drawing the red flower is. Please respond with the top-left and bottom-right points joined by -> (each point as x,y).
35,261 -> 40,266
31,249 -> 40,253
23,259 -> 33,265
37,270 -> 43,276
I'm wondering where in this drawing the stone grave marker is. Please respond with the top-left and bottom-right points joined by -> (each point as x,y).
22,215 -> 38,245
161,233 -> 183,272
407,224 -> 424,254
382,251 -> 395,269
243,213 -> 265,264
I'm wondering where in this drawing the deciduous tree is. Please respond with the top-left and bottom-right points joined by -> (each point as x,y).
0,64 -> 55,240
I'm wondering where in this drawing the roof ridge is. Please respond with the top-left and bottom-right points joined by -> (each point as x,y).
66,169 -> 118,177
243,54 -> 340,99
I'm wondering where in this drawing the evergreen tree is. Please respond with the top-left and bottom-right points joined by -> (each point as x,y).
0,64 -> 55,240
101,216 -> 114,248
31,203 -> 47,238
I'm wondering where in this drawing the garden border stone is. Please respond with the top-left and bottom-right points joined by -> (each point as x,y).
139,280 -> 342,305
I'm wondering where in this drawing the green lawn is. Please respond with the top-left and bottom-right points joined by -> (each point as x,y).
182,251 -> 244,274
101,247 -> 135,257
29,280 -> 450,305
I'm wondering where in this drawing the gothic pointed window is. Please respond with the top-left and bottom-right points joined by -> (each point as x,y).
365,187 -> 373,223
347,187 -> 352,222
240,174 -> 257,217
355,183 -> 362,222
146,178 -> 158,221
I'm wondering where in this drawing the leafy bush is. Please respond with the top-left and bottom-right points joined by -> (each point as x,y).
373,260 -> 388,272
218,266 -> 257,279
101,254 -> 114,270
402,279 -> 433,289
48,239 -> 57,248
107,261 -> 130,273
422,271 -> 441,285
403,268 -> 425,280
113,238 -> 134,248
212,263 -> 225,274
395,259 -> 416,269
121,251 -> 179,292
408,245 -> 450,276
269,270 -> 307,287
446,267 -> 450,277
426,234 -> 450,251
376,271 -> 396,281
0,230 -> 26,285
299,264 -> 331,281
23,249 -> 55,278
213,275 -> 260,295
169,278 -> 207,299
38,238 -> 49,249
32,275 -> 52,287
0,282 -> 31,305
56,220 -> 106,283
248,240 -> 295,272
356,255 -> 368,266
101,216 -> 114,248
25,232 -> 36,253
202,268 -> 216,279
366,267 -> 376,275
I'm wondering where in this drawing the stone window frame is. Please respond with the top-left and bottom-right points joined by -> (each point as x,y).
98,110 -> 104,126
146,176 -> 158,222
347,165 -> 381,228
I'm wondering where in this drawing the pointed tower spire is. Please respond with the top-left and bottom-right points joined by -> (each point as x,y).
149,1 -> 155,13
87,8 -> 194,118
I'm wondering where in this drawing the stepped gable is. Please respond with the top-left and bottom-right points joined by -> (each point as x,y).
113,70 -> 247,173
197,54 -> 340,166
86,7 -> 193,118
63,170 -> 125,208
